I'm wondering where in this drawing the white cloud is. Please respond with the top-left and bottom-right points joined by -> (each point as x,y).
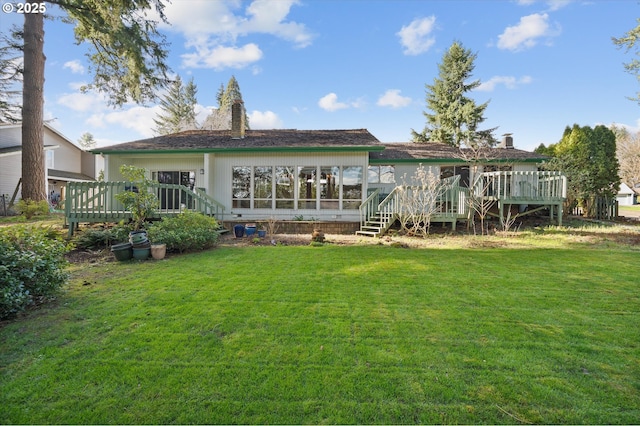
516,0 -> 572,11
159,0 -> 313,69
397,16 -> 437,56
57,90 -> 105,112
249,110 -> 283,128
181,43 -> 263,70
497,13 -> 560,51
476,75 -> 533,91
318,93 -> 349,112
377,89 -> 412,108
63,60 -> 85,74
88,105 -> 161,138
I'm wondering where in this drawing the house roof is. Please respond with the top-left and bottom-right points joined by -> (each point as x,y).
370,143 -> 548,164
0,144 -> 59,158
48,169 -> 95,182
92,129 -> 384,154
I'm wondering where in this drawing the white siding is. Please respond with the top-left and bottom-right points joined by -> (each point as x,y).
0,153 -> 22,199
105,154 -> 205,188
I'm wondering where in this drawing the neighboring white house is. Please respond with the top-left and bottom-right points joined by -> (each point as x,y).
0,123 -> 98,205
617,182 -> 636,206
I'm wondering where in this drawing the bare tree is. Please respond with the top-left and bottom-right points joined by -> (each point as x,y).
397,165 -> 452,237
612,124 -> 640,190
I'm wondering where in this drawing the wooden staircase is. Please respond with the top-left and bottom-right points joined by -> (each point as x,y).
355,211 -> 396,237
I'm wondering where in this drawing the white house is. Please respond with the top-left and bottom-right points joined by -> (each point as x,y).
0,123 -> 98,205
617,182 -> 636,206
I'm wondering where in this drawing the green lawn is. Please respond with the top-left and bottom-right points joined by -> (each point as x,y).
1,241 -> 639,424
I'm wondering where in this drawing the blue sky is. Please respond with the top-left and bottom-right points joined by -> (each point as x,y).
1,0 -> 639,151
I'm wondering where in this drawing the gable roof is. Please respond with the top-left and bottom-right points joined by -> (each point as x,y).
92,129 -> 384,154
370,143 -> 548,164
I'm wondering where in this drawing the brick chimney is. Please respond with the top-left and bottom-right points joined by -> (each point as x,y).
231,100 -> 245,139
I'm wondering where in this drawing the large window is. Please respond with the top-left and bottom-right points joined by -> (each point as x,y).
232,166 -> 251,208
298,166 -> 317,209
275,166 -> 295,209
232,165 -> 364,210
254,166 -> 273,208
320,166 -> 339,209
342,166 -> 363,209
367,165 -> 395,184
440,166 -> 470,188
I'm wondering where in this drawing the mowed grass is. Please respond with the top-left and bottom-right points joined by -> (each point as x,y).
1,243 -> 639,424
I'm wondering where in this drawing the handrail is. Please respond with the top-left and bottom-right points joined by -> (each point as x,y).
475,170 -> 566,201
359,188 -> 380,227
66,181 -> 225,220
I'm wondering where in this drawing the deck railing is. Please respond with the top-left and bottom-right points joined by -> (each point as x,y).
476,171 -> 566,201
359,188 -> 380,227
65,181 -> 225,233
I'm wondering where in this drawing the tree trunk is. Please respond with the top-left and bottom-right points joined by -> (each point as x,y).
21,12 -> 46,202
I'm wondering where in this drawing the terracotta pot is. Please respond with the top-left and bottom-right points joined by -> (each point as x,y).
151,243 -> 166,260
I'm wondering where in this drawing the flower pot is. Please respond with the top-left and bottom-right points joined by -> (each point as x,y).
132,247 -> 150,260
129,230 -> 148,245
111,242 -> 133,261
245,223 -> 257,237
151,243 -> 166,260
257,230 -> 266,238
233,224 -> 245,238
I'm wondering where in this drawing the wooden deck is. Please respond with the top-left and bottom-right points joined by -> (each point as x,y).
65,181 -> 225,236
357,171 -> 567,236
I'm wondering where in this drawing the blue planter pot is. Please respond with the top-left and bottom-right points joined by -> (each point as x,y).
245,225 -> 256,237
233,224 -> 245,238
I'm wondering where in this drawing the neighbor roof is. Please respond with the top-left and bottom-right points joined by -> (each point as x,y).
92,129 -> 384,154
370,143 -> 548,164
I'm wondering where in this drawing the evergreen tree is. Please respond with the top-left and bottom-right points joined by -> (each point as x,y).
0,30 -> 22,124
77,132 -> 96,150
202,76 -> 250,131
545,124 -> 620,212
411,41 -> 496,148
613,19 -> 640,104
153,76 -> 199,135
19,0 -> 170,202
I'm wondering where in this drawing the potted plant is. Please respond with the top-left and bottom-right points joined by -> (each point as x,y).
257,222 -> 266,238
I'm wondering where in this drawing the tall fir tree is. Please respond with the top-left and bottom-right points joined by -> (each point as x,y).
202,76 -> 250,131
153,76 -> 199,135
411,41 -> 496,148
0,29 -> 22,124
19,0 -> 170,202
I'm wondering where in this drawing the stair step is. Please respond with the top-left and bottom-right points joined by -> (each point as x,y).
355,230 -> 379,237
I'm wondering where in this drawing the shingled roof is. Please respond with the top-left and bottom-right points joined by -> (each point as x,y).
92,129 -> 384,154
371,143 -> 547,163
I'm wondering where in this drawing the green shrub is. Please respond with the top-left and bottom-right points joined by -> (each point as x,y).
73,224 -> 132,250
0,226 -> 70,320
16,199 -> 50,219
147,211 -> 219,253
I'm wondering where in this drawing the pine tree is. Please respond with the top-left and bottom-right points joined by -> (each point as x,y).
0,29 -> 22,124
411,41 -> 496,148
77,132 -> 96,150
202,76 -> 250,130
153,76 -> 199,135
19,0 -> 170,201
